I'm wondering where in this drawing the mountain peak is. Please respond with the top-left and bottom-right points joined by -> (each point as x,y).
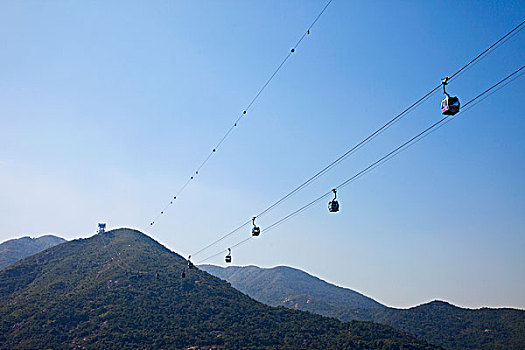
415,300 -> 458,310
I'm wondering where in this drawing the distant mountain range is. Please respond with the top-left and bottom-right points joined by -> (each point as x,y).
0,228 -> 438,349
0,235 -> 66,270
201,265 -> 525,350
200,265 -> 384,311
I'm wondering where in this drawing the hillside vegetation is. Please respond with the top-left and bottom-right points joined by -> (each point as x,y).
203,265 -> 525,350
0,228 -> 439,349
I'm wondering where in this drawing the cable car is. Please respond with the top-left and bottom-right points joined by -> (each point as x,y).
441,77 -> 460,116
225,248 -> 232,263
441,96 -> 460,115
187,256 -> 194,269
328,188 -> 339,213
252,217 -> 260,236
182,270 -> 186,278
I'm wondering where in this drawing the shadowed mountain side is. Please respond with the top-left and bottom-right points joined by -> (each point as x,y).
0,228 -> 439,349
0,235 -> 66,271
201,264 -> 525,350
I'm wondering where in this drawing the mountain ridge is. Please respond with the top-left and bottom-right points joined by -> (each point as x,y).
0,228 -> 439,349
0,234 -> 66,270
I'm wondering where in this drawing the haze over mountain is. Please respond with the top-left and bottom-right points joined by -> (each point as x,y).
202,265 -> 525,350
0,228 -> 439,349
0,235 -> 66,270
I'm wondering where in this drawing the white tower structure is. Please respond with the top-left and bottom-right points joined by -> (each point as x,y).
98,223 -> 106,234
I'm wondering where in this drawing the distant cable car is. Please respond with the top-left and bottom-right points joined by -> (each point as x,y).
441,77 -> 460,116
328,188 -> 339,213
225,248 -> 232,263
252,217 -> 260,236
182,269 -> 186,278
187,255 -> 194,269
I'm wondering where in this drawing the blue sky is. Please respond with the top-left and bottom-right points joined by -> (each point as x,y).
1,1 -> 524,309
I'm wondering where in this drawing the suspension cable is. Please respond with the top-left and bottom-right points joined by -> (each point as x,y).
195,65 -> 525,264
149,0 -> 334,227
189,20 -> 525,258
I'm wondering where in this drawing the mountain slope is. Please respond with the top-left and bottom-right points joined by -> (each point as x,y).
0,228 -> 439,349
202,265 -> 525,350
0,235 -> 66,270
200,265 -> 384,313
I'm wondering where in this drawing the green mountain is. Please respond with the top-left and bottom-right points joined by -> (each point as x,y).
0,235 -> 66,270
200,265 -> 384,312
0,228 -> 439,349
201,265 -> 525,350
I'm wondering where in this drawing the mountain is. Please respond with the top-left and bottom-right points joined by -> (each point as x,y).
201,265 -> 525,350
200,265 -> 384,312
0,235 -> 66,270
0,228 -> 439,349
344,301 -> 525,350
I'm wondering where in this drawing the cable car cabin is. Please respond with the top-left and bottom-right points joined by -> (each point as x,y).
252,226 -> 260,236
441,96 -> 460,116
225,255 -> 231,263
328,200 -> 339,213
187,261 -> 194,269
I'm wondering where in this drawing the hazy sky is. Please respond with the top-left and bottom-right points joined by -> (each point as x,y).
1,1 -> 524,309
